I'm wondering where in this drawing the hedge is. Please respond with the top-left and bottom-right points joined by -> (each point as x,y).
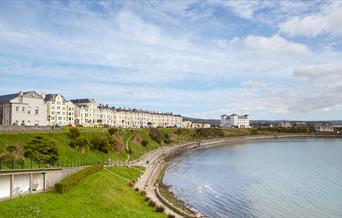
55,163 -> 104,193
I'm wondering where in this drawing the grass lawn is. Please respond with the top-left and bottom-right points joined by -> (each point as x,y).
0,166 -> 165,218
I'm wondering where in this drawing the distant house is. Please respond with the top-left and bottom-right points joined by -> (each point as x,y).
279,121 -> 292,128
220,114 -> 250,128
315,123 -> 334,132
0,91 -> 47,126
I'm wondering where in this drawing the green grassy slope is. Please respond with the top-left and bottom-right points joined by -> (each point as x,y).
0,127 -> 275,164
0,166 -> 165,218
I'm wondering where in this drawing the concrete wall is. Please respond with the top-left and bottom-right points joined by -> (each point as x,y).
0,166 -> 85,200
0,125 -> 61,132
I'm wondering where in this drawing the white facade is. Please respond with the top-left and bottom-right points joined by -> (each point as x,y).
221,114 -> 250,128
0,91 -> 47,126
45,94 -> 75,126
71,98 -> 97,127
96,106 -> 182,128
0,91 -> 183,128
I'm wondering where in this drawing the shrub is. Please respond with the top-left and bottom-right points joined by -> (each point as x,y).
70,137 -> 90,153
194,128 -> 225,139
90,134 -> 112,153
141,140 -> 149,147
55,163 -> 103,193
168,214 -> 176,218
108,128 -> 119,135
149,128 -> 164,143
128,181 -> 135,187
134,187 -> 139,192
139,190 -> 147,196
24,136 -> 59,164
148,200 -> 156,207
68,127 -> 81,140
155,205 -> 165,213
144,196 -> 150,202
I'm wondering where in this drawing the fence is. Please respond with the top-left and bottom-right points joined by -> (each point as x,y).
105,160 -> 137,166
0,159 -> 101,171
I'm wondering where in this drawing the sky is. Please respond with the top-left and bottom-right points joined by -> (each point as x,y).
0,0 -> 341,120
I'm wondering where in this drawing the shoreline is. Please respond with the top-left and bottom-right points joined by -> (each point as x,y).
134,133 -> 330,217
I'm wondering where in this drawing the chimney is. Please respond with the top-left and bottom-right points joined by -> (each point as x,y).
19,91 -> 24,103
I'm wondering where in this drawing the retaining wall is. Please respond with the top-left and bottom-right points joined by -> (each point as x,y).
0,125 -> 62,132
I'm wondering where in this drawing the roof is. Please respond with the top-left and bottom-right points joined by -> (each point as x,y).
0,93 -> 19,103
0,91 -> 42,103
44,94 -> 66,102
70,98 -> 95,104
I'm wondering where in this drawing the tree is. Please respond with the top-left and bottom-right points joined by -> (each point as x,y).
24,136 -> 59,164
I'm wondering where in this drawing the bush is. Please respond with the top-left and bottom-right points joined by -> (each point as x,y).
90,134 -> 112,153
24,136 -> 59,164
194,128 -> 225,139
144,196 -> 150,202
139,190 -> 147,196
70,137 -> 90,153
55,163 -> 103,193
155,205 -> 165,213
141,140 -> 149,147
148,200 -> 156,207
168,214 -> 176,218
108,128 -> 119,135
128,181 -> 135,187
69,127 -> 81,140
149,128 -> 164,143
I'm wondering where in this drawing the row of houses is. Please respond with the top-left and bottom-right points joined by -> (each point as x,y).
0,91 -> 183,128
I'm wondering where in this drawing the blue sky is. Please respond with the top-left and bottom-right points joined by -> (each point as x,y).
0,0 -> 341,120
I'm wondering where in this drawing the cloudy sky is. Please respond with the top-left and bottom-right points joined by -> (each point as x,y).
0,0 -> 341,120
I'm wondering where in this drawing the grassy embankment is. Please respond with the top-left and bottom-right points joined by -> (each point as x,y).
0,127 -> 295,164
0,166 -> 166,218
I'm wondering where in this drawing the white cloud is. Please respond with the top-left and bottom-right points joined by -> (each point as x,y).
279,2 -> 342,37
244,35 -> 311,57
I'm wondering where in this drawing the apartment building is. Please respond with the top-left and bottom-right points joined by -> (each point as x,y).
221,114 -> 250,128
0,91 -> 183,128
96,107 -> 182,128
71,98 -> 97,127
44,94 -> 75,126
0,91 -> 47,126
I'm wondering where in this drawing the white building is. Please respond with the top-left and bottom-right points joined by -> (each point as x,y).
71,98 -> 97,127
44,94 -> 75,126
221,114 -> 250,128
0,91 -> 47,126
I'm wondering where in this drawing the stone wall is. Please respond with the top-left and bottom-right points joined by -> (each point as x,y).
0,125 -> 62,132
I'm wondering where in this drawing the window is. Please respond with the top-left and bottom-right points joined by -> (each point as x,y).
27,106 -> 31,114
22,107 -> 25,112
16,106 -> 19,112
35,107 -> 39,115
52,106 -> 55,110
34,120 -> 39,126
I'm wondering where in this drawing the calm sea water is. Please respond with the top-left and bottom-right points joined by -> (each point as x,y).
163,138 -> 342,218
